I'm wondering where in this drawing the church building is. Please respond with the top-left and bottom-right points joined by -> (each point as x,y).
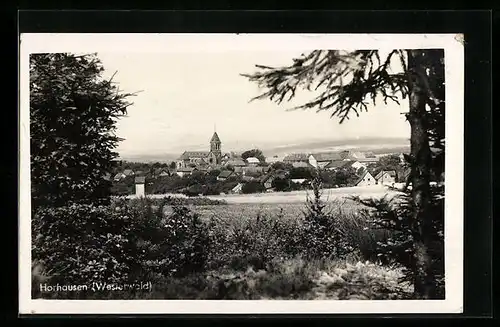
176,131 -> 223,169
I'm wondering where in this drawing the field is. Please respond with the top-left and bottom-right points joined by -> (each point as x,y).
124,184 -> 403,204
207,185 -> 401,204
157,185 -> 401,222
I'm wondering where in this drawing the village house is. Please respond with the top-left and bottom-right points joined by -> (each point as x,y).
242,165 -> 267,176
354,170 -> 376,187
245,157 -> 260,166
292,161 -> 312,169
265,155 -> 283,164
308,152 -> 343,168
154,168 -> 171,178
261,174 -> 275,190
283,153 -> 309,164
375,170 -> 397,186
123,169 -> 135,177
261,170 -> 288,191
231,183 -> 244,194
398,153 -> 406,164
348,151 -> 379,163
176,166 -> 197,177
113,172 -> 126,181
217,170 -> 235,181
241,175 -> 257,182
341,160 -> 367,171
134,176 -> 146,197
324,160 -> 345,171
225,159 -> 246,172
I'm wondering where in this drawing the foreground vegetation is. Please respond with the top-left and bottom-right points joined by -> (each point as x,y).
33,184 -> 431,300
30,52 -> 444,301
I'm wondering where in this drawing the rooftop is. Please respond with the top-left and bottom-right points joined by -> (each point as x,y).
283,153 -> 309,161
310,152 -> 342,161
178,151 -> 210,160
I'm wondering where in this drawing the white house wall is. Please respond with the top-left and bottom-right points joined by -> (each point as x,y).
135,184 -> 145,197
357,173 -> 376,186
351,161 -> 366,170
308,155 -> 318,168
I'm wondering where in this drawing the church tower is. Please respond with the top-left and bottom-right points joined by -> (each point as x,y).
209,130 -> 222,165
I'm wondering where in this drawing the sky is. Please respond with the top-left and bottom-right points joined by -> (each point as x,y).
97,51 -> 410,157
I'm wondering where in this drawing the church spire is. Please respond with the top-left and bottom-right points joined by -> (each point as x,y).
209,126 -> 222,165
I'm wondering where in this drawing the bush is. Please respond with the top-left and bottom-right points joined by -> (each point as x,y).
112,197 -> 211,279
33,197 -> 213,299
206,209 -> 304,271
182,184 -> 204,197
272,177 -> 291,192
111,175 -> 134,196
241,181 -> 266,194
32,203 -> 133,295
289,167 -> 314,179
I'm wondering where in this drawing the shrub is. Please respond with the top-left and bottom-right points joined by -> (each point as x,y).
206,208 -> 304,271
271,177 -> 291,192
182,184 -> 204,197
110,175 -> 135,196
113,197 -> 211,280
33,197 -> 212,299
241,181 -> 266,194
32,203 -> 132,290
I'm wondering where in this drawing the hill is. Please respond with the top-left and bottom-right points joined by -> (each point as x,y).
118,137 -> 410,163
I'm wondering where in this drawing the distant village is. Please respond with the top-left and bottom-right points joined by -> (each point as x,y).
107,131 -> 409,197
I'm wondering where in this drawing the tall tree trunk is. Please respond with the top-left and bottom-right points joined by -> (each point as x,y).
406,50 -> 436,299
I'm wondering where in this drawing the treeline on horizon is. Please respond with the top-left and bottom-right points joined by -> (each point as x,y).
117,145 -> 411,164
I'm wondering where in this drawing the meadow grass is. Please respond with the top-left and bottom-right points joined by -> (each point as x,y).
34,194 -> 409,300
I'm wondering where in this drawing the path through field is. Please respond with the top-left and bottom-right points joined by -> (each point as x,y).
207,185 -> 401,204
121,184 -> 403,204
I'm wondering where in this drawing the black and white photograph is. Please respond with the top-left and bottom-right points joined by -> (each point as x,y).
19,33 -> 464,314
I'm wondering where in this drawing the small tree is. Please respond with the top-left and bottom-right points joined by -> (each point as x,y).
302,171 -> 354,259
270,161 -> 294,171
271,176 -> 291,192
241,181 -> 266,194
30,53 -> 135,208
335,167 -> 359,186
241,148 -> 266,162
